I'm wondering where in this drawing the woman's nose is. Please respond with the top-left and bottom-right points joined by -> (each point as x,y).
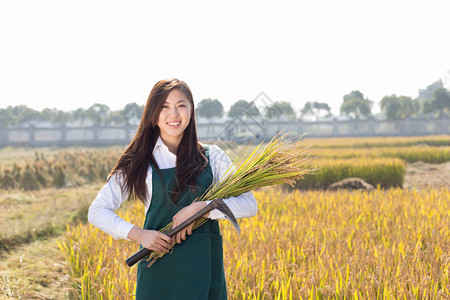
170,106 -> 180,116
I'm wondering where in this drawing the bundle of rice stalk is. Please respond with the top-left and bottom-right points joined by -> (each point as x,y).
144,133 -> 317,266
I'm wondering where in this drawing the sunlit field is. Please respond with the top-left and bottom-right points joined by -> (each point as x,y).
60,187 -> 450,299
1,135 -> 450,299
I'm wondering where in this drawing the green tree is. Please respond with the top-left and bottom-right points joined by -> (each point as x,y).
4,105 -> 41,126
120,102 -> 144,125
41,108 -> 72,125
340,91 -> 373,119
265,101 -> 295,120
380,95 -> 419,120
416,80 -> 445,115
73,108 -> 88,126
228,100 -> 260,119
423,100 -> 434,115
344,91 -> 365,102
418,80 -> 444,100
196,98 -> 224,120
108,111 -> 126,125
0,108 -> 14,126
86,103 -> 111,126
301,101 -> 332,120
429,87 -> 450,116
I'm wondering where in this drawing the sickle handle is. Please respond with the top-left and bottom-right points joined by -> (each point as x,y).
126,248 -> 151,267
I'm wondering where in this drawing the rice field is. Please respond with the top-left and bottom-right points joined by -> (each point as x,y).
311,146 -> 450,164
2,135 -> 450,299
1,136 -> 449,192
296,158 -> 405,189
303,135 -> 450,148
60,187 -> 450,299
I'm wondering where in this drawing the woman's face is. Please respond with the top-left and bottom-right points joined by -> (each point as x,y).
157,89 -> 192,145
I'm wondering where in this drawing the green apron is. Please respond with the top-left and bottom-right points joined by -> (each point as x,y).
135,147 -> 227,300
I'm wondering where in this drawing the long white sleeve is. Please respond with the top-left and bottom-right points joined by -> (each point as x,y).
206,145 -> 258,220
87,139 -> 257,240
87,173 -> 136,240
87,137 -> 169,240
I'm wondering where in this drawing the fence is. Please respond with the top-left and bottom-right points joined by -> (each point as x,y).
0,116 -> 449,148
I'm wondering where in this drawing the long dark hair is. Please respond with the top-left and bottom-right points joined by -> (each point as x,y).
109,78 -> 208,204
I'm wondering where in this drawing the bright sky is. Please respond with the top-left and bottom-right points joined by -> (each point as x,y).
1,0 -> 449,116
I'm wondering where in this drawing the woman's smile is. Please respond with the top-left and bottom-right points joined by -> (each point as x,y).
157,89 -> 192,149
167,120 -> 181,128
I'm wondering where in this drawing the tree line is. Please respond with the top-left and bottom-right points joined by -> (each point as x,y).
197,80 -> 449,121
1,80 -> 449,127
0,103 -> 144,127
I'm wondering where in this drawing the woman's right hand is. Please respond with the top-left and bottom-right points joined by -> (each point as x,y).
128,226 -> 173,253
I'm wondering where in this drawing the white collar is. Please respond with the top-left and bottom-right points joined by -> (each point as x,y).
152,136 -> 173,155
154,136 -> 166,149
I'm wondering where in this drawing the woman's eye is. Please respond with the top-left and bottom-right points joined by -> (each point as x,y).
162,105 -> 169,109
178,104 -> 186,108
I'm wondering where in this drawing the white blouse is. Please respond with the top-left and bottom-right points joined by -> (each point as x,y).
88,137 -> 257,240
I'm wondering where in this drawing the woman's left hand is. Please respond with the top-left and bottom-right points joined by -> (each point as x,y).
172,202 -> 209,244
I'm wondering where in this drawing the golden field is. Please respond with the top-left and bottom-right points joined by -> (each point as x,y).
303,135 -> 450,148
1,135 -> 450,299
2,136 -> 450,191
60,187 -> 450,299
311,146 -> 450,164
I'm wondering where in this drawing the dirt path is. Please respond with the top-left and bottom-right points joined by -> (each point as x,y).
403,161 -> 450,189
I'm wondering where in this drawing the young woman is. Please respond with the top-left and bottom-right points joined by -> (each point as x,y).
88,78 -> 257,299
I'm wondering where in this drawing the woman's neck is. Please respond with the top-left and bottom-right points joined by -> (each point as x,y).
161,135 -> 181,154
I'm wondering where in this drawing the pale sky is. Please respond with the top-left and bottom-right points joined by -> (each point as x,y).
1,0 -> 449,116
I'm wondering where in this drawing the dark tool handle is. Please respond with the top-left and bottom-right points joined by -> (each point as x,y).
125,202 -> 217,267
126,248 -> 151,267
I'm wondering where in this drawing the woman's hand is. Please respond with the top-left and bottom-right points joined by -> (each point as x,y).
172,202 -> 209,244
127,227 -> 173,253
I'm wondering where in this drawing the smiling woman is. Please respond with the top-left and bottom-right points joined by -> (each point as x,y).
87,78 -> 257,300
157,89 -> 192,153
